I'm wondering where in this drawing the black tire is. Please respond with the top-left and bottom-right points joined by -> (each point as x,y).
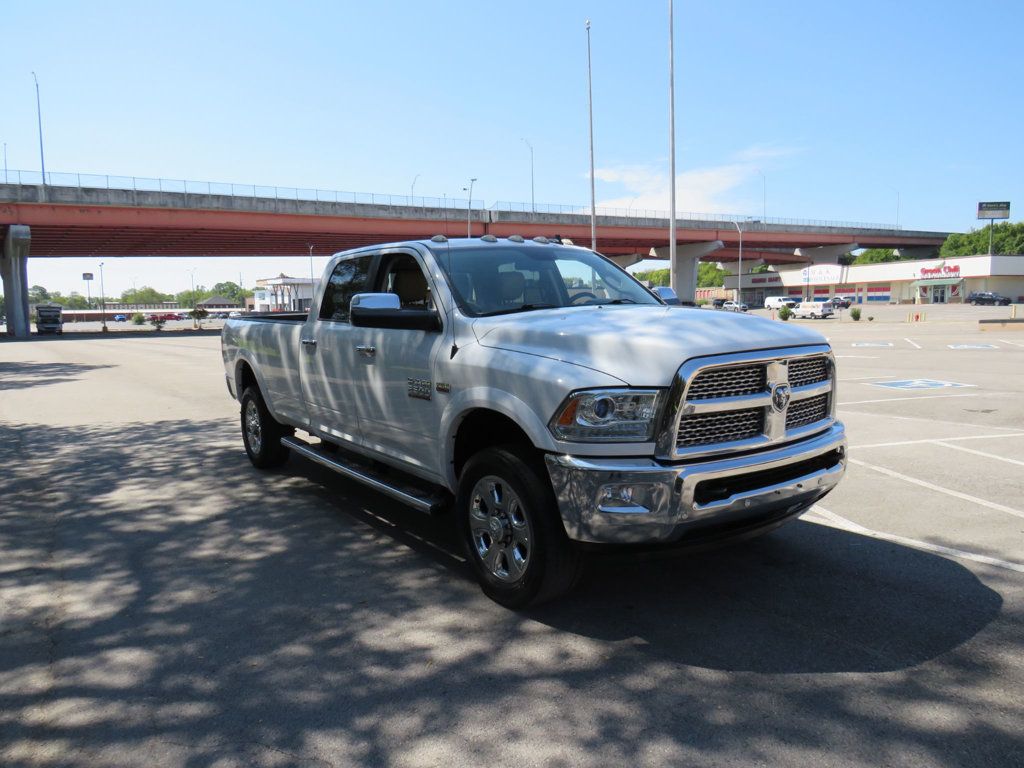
240,385 -> 292,468
456,446 -> 581,609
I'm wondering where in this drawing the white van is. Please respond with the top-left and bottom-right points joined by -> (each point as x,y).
764,296 -> 797,310
793,300 -> 834,319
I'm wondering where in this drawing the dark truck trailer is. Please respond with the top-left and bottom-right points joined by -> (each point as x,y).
35,304 -> 64,334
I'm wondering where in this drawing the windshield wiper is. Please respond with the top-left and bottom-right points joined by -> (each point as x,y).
602,298 -> 638,305
478,303 -> 559,317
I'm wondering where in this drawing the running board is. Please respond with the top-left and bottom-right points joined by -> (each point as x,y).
281,436 -> 446,515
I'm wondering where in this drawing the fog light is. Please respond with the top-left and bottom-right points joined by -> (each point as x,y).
598,483 -> 653,514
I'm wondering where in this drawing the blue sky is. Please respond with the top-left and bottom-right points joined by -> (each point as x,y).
3,0 -> 1022,295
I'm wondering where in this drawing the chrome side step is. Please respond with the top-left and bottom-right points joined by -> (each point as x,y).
281,436 -> 446,514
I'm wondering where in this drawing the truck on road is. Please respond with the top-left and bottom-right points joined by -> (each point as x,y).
35,304 -> 63,334
222,236 -> 846,607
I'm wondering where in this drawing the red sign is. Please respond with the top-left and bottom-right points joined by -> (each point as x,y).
919,264 -> 960,279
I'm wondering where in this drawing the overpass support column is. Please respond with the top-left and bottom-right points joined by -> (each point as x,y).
606,253 -> 645,269
2,225 -> 31,338
651,240 -> 723,302
793,242 -> 858,264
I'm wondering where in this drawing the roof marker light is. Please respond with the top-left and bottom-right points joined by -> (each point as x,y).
508,235 -> 525,243
431,235 -> 448,243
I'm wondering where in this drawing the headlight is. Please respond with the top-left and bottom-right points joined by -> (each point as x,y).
549,389 -> 662,442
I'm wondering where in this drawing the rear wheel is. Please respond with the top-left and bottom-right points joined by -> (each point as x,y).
456,446 -> 581,609
240,386 -> 292,468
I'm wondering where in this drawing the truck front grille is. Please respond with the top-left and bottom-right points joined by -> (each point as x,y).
786,393 -> 830,429
670,350 -> 834,458
677,408 -> 764,448
687,364 -> 766,400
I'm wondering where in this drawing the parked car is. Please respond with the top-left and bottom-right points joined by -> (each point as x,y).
722,300 -> 748,312
651,286 -> 681,306
711,298 -> 727,309
793,300 -> 835,319
828,296 -> 853,309
222,236 -> 846,608
112,314 -> 128,322
967,291 -> 1011,306
150,313 -> 180,322
764,296 -> 797,310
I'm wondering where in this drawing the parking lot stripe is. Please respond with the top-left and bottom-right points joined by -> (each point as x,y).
847,458 -> 1024,520
838,375 -> 893,381
998,338 -> 1024,347
852,432 -> 1024,449
839,393 -> 980,406
840,409 -> 1024,433
934,441 -> 1024,467
904,338 -> 922,349
807,506 -> 1024,574
835,355 -> 879,359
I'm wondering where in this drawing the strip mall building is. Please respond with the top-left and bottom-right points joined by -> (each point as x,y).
723,254 -> 1024,305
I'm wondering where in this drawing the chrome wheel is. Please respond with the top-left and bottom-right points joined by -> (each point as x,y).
468,475 -> 532,584
244,398 -> 263,454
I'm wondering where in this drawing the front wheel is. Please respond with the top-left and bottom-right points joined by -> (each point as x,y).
456,446 -> 581,609
240,386 -> 292,468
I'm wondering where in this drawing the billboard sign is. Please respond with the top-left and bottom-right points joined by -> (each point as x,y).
977,202 -> 1010,220
82,272 -> 94,280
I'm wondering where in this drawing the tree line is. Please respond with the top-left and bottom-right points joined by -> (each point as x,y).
21,281 -> 253,309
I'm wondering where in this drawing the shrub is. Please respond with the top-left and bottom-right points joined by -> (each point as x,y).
777,305 -> 792,321
189,307 -> 209,329
149,317 -> 166,331
849,307 -> 861,321
867,316 -> 874,322
131,312 -> 146,325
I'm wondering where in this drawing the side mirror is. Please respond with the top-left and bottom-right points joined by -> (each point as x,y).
350,293 -> 441,332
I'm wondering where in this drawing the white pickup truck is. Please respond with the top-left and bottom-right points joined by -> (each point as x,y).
222,236 -> 846,607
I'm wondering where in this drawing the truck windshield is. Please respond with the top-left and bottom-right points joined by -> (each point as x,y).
437,245 -> 661,317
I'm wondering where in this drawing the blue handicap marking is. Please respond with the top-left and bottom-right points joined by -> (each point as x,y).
852,342 -> 894,348
871,379 -> 975,390
948,343 -> 997,350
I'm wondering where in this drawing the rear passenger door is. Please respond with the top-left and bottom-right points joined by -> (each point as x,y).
300,254 -> 374,446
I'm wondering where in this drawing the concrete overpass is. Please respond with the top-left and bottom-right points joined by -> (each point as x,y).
1,176 -> 949,337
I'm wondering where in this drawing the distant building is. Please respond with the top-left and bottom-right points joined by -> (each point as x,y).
197,295 -> 239,310
253,274 -> 316,312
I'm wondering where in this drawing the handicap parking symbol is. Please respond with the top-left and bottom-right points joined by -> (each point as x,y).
948,343 -> 997,350
871,379 -> 975,390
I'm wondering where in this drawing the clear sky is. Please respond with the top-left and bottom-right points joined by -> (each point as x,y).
3,0 -> 1022,296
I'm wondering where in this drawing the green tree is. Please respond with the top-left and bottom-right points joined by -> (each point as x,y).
633,263 -> 726,289
176,285 -> 214,308
28,285 -> 51,304
208,281 -> 252,304
941,221 -> 1024,257
853,248 -> 903,265
0,293 -> 5,317
122,286 -> 173,305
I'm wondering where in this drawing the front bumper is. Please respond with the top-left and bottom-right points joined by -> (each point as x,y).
544,423 -> 846,544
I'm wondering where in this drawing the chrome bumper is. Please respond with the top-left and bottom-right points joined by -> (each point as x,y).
544,423 -> 846,544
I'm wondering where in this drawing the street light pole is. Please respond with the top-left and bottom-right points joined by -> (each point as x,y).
2,142 -> 7,183
410,173 -> 420,204
732,221 -> 744,304
756,169 -> 766,220
308,244 -> 316,310
668,1 -> 677,289
31,72 -> 46,199
585,19 -> 597,251
98,262 -> 107,332
521,138 -> 535,213
464,178 -> 476,238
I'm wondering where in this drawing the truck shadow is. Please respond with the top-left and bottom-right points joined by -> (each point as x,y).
0,361 -> 114,390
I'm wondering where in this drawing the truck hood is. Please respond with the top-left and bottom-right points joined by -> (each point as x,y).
471,306 -> 827,386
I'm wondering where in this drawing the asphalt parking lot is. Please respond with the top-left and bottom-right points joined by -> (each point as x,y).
1,314 -> 1023,767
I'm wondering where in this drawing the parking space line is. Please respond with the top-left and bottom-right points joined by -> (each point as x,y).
835,355 -> 879,359
934,441 -> 1024,467
838,375 -> 892,381
998,338 -> 1024,347
807,505 -> 1024,574
852,432 -> 1024,449
841,409 -> 1024,433
839,393 -> 980,406
847,458 -> 1024,520
904,338 -> 922,349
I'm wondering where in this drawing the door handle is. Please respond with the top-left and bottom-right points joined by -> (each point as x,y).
300,338 -> 317,348
356,345 -> 376,358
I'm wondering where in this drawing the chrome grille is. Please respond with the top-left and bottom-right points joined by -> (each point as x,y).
687,364 -> 766,400
786,394 -> 830,429
677,408 -> 764,448
788,356 -> 829,388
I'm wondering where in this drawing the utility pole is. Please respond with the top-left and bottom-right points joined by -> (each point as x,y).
308,244 -> 316,311
410,173 -> 420,203
31,72 -> 46,201
98,262 -> 107,332
667,1 -> 677,290
586,20 -> 597,251
464,178 -> 476,238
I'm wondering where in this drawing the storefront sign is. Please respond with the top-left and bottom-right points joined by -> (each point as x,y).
749,274 -> 781,284
919,263 -> 961,278
799,264 -> 844,284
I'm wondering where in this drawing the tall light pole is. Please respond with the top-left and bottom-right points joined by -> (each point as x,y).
187,267 -> 198,309
667,1 -> 677,290
585,19 -> 597,251
732,219 -> 760,304
2,142 -> 7,183
308,244 -> 316,310
31,72 -> 46,198
410,173 -> 420,203
756,169 -> 766,220
463,178 -> 476,238
521,138 -> 535,213
98,262 -> 107,332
